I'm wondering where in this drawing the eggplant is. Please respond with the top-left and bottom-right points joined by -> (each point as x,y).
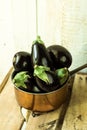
12,71 -> 34,92
13,51 -> 33,74
55,67 -> 69,86
47,45 -> 72,69
35,71 -> 59,92
31,85 -> 43,93
34,65 -> 59,92
31,36 -> 53,70
12,70 -> 43,93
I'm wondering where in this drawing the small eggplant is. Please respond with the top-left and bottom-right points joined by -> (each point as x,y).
55,67 -> 69,86
34,65 -> 59,92
12,70 -> 43,93
12,71 -> 33,92
13,51 -> 33,74
29,76 -> 43,93
47,45 -> 72,69
31,36 -> 53,70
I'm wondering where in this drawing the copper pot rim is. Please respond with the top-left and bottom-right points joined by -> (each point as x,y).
13,77 -> 69,96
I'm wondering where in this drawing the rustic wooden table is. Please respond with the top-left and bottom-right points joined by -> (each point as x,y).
0,68 -> 87,130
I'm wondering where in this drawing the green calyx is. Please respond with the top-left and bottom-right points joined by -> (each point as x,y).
34,65 -> 50,83
33,35 -> 44,44
12,71 -> 30,88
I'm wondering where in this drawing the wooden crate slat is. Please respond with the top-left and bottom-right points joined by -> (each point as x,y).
25,107 -> 63,130
0,75 -> 24,130
62,74 -> 87,130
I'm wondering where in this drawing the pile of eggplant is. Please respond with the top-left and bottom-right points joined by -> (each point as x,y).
12,36 -> 72,93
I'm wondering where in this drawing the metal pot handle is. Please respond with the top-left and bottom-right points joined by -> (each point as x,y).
69,63 -> 87,76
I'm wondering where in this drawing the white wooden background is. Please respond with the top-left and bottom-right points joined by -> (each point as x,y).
0,0 -> 87,83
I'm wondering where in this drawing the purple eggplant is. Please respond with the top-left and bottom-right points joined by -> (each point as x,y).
31,36 -> 53,70
47,45 -> 72,69
34,65 -> 59,92
11,70 -> 43,93
12,71 -> 33,91
12,51 -> 33,74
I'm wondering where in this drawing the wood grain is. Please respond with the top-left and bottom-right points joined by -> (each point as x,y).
25,107 -> 62,130
62,74 -> 87,130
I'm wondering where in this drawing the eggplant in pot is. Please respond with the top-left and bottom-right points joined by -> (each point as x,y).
13,51 -> 33,74
47,45 -> 72,69
34,65 -> 69,92
31,36 -> 53,70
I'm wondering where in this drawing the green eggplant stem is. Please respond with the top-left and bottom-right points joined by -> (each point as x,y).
33,35 -> 44,44
34,65 -> 50,83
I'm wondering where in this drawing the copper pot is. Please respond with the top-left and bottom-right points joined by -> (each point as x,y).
13,64 -> 87,112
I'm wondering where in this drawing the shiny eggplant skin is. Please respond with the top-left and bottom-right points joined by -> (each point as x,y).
11,70 -> 33,92
13,51 -> 33,74
31,42 -> 53,69
47,45 -> 72,69
35,71 -> 59,92
11,70 -> 43,93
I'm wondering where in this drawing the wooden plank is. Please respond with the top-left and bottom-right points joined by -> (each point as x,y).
25,76 -> 74,130
0,74 -> 24,130
55,76 -> 74,130
25,107 -> 63,130
0,67 -> 13,93
62,73 -> 87,130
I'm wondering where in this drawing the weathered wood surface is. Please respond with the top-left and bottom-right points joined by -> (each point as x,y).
25,107 -> 62,130
62,74 -> 87,130
0,74 -> 24,130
